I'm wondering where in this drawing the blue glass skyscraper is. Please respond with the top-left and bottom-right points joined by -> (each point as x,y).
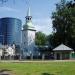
0,17 -> 22,46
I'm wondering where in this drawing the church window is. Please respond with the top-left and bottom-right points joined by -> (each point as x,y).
28,18 -> 29,20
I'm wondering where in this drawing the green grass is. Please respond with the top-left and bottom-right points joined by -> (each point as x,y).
0,61 -> 75,75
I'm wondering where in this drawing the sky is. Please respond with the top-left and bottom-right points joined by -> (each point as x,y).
0,0 -> 70,35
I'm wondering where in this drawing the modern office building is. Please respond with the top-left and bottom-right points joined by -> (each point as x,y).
0,17 -> 22,46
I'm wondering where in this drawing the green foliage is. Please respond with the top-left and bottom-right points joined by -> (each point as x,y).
47,33 -> 63,48
50,0 -> 75,48
35,32 -> 47,46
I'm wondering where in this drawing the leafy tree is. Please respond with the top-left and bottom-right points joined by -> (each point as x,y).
35,32 -> 47,46
0,0 -> 29,4
50,0 -> 75,49
47,34 -> 54,48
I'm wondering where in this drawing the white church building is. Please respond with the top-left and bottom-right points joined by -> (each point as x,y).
22,8 -> 36,58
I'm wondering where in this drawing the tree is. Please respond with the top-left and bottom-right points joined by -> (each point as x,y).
0,0 -> 30,5
51,0 -> 75,49
0,0 -> 8,2
0,0 -> 30,3
47,34 -> 54,48
35,32 -> 47,46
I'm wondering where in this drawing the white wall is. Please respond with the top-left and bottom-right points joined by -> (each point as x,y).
22,30 -> 36,56
5,47 -> 15,56
0,49 -> 3,56
28,30 -> 35,52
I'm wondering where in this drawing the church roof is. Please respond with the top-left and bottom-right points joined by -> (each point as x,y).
23,7 -> 36,31
23,23 -> 36,31
53,44 -> 73,51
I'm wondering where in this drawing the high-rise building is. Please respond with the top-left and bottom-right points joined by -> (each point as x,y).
0,17 -> 22,46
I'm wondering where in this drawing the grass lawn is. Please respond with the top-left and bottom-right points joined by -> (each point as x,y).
0,61 -> 75,75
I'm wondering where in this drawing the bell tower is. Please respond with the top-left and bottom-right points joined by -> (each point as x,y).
22,8 -> 36,58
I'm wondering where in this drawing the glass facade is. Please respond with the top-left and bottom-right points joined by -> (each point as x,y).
0,17 -> 22,45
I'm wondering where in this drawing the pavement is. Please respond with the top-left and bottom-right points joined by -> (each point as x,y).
0,60 -> 75,63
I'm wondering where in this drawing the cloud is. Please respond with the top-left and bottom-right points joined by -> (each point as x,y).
35,24 -> 53,35
33,18 -> 53,35
0,6 -> 21,18
0,6 -> 19,12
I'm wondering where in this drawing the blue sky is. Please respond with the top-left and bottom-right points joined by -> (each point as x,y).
0,0 -> 70,35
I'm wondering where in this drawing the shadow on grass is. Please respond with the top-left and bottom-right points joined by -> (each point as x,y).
42,73 -> 55,75
0,69 -> 11,75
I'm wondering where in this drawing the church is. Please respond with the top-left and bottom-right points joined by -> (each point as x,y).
21,8 -> 36,59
